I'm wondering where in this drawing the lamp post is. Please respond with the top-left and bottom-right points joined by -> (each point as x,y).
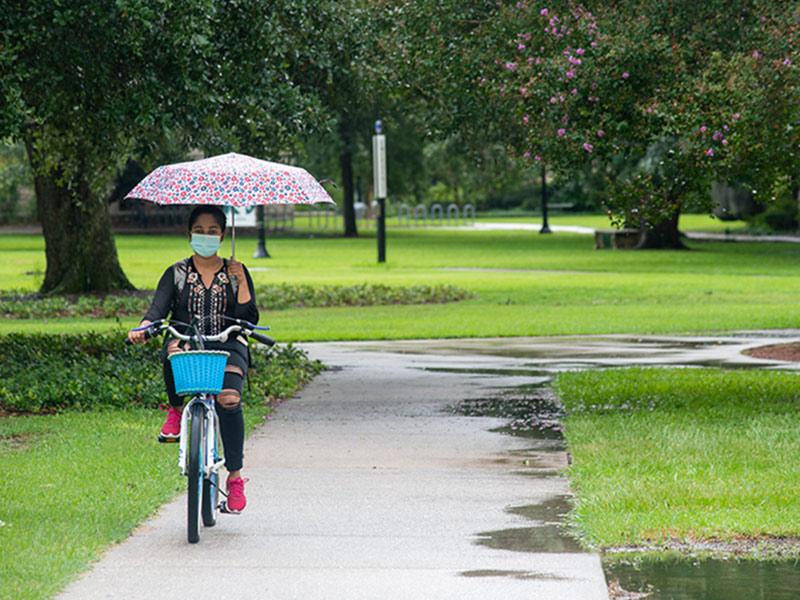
540,163 -> 551,234
373,120 -> 387,262
253,205 -> 270,258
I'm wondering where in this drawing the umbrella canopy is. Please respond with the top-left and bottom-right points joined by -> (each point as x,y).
126,152 -> 334,207
125,152 -> 335,257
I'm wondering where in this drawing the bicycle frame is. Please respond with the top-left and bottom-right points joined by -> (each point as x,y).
178,393 -> 225,478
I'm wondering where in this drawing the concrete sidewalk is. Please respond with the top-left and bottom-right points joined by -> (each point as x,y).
58,333 -> 792,600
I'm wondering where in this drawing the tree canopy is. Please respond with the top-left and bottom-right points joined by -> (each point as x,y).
0,0 -> 350,292
387,0 -> 799,246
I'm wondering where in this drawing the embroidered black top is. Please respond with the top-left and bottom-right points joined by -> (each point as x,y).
143,257 -> 259,336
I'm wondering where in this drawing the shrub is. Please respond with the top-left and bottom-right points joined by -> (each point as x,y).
0,332 -> 323,413
0,283 -> 473,319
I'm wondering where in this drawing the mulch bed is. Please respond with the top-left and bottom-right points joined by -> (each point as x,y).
744,342 -> 800,362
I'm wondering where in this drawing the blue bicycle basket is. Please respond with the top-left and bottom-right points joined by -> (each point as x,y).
168,350 -> 230,395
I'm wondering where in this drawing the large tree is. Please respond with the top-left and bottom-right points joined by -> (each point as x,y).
0,1 -> 330,293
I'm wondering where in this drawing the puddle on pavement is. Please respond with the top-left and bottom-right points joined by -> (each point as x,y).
449,391 -> 566,437
422,366 -> 554,378
460,569 -> 568,581
475,495 -> 583,554
606,558 -> 800,599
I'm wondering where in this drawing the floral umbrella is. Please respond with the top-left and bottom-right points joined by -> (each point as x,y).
125,152 -> 335,257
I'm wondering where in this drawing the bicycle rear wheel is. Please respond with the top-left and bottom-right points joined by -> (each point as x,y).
187,403 -> 204,544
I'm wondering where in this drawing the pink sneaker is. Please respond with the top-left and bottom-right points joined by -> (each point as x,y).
158,406 -> 182,443
224,477 -> 248,513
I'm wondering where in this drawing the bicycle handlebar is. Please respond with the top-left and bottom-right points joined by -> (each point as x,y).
125,318 -> 275,347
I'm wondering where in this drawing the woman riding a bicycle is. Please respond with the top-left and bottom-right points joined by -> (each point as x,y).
127,205 -> 258,513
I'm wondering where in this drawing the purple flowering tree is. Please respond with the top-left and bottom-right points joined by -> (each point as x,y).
390,0 -> 799,249
489,0 -> 799,248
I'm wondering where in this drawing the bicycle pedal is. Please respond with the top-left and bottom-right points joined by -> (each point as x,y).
218,501 -> 242,515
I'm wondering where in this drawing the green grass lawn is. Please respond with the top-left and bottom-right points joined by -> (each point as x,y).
2,217 -> 798,339
0,405 -> 267,600
554,367 -> 800,556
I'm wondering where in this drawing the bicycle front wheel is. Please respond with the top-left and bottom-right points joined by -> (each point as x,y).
187,403 -> 205,544
202,424 -> 219,527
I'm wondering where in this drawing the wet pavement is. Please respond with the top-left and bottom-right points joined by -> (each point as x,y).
57,332 -> 799,600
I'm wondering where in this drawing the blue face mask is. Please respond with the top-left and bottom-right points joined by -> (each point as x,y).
190,233 -> 222,257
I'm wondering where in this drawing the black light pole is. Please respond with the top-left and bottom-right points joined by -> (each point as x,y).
540,163 -> 551,234
253,205 -> 270,258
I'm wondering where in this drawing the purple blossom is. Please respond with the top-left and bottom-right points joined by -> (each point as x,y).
752,50 -> 762,59
518,43 -> 527,50
534,154 -> 542,162
596,129 -> 605,137
569,56 -> 582,65
523,150 -> 531,158
723,124 -> 729,131
705,148 -> 714,157
700,125 -> 708,134
540,7 -> 549,16
557,128 -> 566,137
590,41 -> 598,48
519,86 -> 529,96
576,48 -> 585,55
622,71 -> 630,79
722,139 -> 728,146
535,57 -> 542,65
732,112 -> 741,121
712,131 -> 723,141
783,58 -> 792,66
549,96 -> 559,104
523,114 -> 530,124
583,142 -> 594,153
566,69 -> 576,79
571,88 -> 578,95
505,62 -> 518,71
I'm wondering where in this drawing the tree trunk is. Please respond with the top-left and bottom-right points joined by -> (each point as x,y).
339,124 -> 358,238
636,207 -> 687,250
26,145 -> 134,294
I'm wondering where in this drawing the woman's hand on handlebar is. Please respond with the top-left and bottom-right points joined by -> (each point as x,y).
166,338 -> 185,355
128,320 -> 153,344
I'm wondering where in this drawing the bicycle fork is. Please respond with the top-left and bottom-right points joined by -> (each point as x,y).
178,395 -> 225,477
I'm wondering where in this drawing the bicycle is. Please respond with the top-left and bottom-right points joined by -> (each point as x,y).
127,317 -> 274,543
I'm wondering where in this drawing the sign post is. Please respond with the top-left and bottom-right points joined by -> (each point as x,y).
372,120 -> 387,263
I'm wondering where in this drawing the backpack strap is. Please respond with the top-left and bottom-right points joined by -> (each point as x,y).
172,258 -> 191,313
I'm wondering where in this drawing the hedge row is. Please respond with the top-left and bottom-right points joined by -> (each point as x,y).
0,332 -> 323,413
0,283 -> 473,319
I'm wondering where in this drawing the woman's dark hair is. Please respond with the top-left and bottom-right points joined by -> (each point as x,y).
188,205 -> 227,232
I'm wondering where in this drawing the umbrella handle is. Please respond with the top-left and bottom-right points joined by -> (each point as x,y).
231,210 -> 236,260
